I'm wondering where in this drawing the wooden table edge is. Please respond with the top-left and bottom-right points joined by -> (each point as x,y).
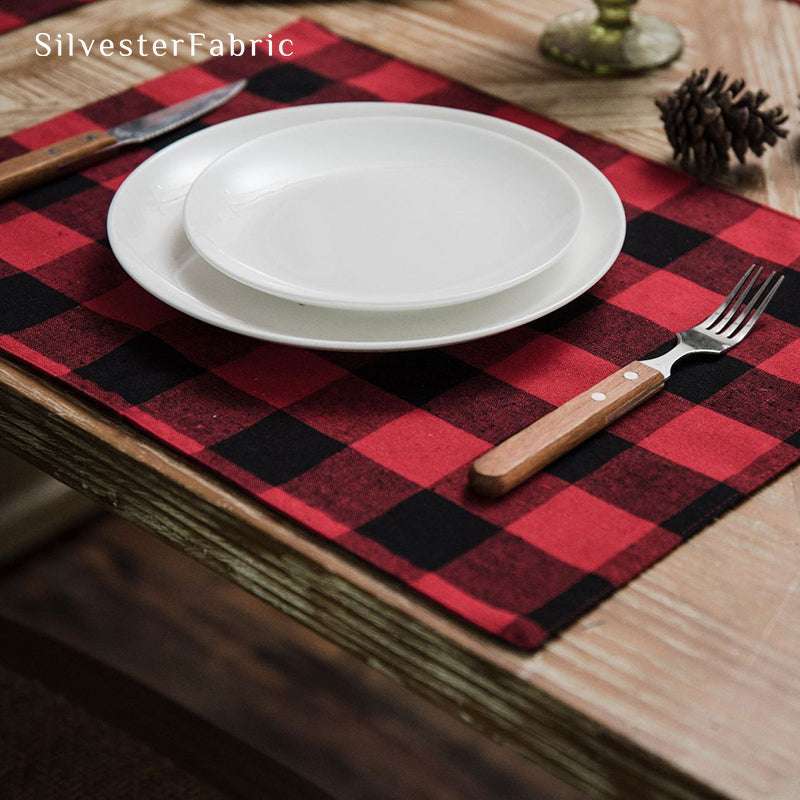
0,354 -> 735,800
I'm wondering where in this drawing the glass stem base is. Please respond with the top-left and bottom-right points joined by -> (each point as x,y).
540,9 -> 683,74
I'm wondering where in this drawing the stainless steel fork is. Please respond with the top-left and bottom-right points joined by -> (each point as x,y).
470,265 -> 784,497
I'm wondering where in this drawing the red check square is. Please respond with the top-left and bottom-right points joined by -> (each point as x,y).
0,12 -> 23,33
640,405 -> 781,482
610,270 -> 721,332
352,409 -> 487,486
717,208 -> 800,266
603,154 -> 694,211
758,337 -> 800,383
213,345 -> 346,407
0,212 -> 92,271
508,486 -> 654,572
348,60 -> 449,102
488,335 -> 615,405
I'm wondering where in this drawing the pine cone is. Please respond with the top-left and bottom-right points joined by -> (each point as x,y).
655,68 -> 789,174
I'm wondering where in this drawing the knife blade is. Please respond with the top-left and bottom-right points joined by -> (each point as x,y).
0,80 -> 246,201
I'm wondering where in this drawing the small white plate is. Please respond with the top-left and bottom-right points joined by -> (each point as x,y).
107,103 -> 625,351
184,116 -> 582,311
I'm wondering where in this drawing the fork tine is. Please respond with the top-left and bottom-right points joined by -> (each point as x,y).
701,264 -> 758,328
729,274 -> 784,342
708,265 -> 763,332
723,270 -> 776,336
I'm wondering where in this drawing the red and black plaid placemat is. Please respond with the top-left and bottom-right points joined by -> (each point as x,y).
1,20 -> 799,649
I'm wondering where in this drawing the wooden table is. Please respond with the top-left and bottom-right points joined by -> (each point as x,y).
1,1 -> 799,798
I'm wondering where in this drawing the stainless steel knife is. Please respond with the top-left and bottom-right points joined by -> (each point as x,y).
0,80 -> 246,201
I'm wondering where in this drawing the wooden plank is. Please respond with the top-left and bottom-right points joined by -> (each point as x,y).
0,513 -> 586,800
0,614 -> 335,800
0,449 -> 98,561
1,0 -> 799,798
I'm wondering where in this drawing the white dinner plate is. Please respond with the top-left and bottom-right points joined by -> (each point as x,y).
183,116 -> 582,310
107,103 -> 625,351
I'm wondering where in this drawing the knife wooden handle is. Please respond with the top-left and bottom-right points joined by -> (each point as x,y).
469,361 -> 665,497
0,129 -> 117,201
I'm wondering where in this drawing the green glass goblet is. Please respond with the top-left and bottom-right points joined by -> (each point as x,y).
540,0 -> 683,75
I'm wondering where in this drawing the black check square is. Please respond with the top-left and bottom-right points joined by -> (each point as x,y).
149,121 -> 207,152
356,350 -> 479,406
247,64 -> 332,103
529,293 -> 602,334
662,483 -> 743,538
75,332 -> 203,404
15,174 -> 97,211
211,411 -> 344,485
759,268 -> 800,327
546,432 -> 632,483
528,574 -> 615,632
358,491 -> 498,570
0,273 -> 76,333
623,213 -> 711,268
666,355 -> 752,404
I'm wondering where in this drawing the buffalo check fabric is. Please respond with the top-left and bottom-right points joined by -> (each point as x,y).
1,20 -> 799,650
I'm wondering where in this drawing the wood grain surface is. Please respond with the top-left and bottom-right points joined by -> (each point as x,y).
1,1 -> 800,799
0,514 -> 586,800
0,610 -> 336,800
0,449 -> 98,561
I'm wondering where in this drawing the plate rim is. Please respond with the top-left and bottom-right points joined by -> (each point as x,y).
107,102 -> 625,351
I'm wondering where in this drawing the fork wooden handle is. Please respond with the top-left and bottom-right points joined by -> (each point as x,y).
0,130 -> 117,201
469,361 -> 665,497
